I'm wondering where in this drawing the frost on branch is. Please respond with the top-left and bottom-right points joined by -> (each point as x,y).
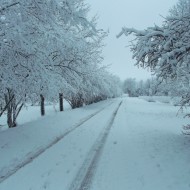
117,0 -> 190,130
117,0 -> 190,80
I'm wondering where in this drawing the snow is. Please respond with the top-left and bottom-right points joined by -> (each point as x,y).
0,15 -> 6,21
139,96 -> 181,105
91,97 -> 190,190
0,100 -> 71,130
1,97 -> 190,190
0,99 -> 113,183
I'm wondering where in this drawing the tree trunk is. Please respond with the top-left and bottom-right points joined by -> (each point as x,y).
7,102 -> 13,128
40,94 -> 45,116
4,90 -> 16,128
13,103 -> 23,127
4,89 -> 24,128
59,93 -> 64,112
0,94 -> 14,117
11,96 -> 17,127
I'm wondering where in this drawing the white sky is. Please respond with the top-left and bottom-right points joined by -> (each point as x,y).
87,0 -> 178,81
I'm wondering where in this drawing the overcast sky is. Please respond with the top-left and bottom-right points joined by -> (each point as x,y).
87,0 -> 178,81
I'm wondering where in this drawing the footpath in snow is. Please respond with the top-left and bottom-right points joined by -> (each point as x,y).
1,97 -> 190,190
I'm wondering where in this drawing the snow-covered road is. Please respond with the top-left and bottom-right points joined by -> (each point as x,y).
1,97 -> 190,190
91,98 -> 190,190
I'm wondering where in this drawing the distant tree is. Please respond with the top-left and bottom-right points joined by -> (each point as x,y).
123,78 -> 161,97
136,80 -> 145,96
123,78 -> 138,97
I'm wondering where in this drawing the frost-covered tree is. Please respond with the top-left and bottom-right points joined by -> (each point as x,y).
117,0 -> 190,105
0,0 -> 122,127
123,78 -> 138,97
122,78 -> 159,97
118,0 -> 190,79
0,0 -> 71,125
118,0 -> 190,133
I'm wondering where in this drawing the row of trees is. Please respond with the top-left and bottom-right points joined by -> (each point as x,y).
122,78 -> 182,97
0,0 -> 122,128
122,78 -> 156,97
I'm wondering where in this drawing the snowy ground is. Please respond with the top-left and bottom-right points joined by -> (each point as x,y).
0,100 -> 71,131
139,95 -> 181,105
0,97 -> 190,190
91,98 -> 190,190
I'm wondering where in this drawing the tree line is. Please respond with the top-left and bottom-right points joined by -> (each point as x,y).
0,0 -> 122,128
122,77 -> 186,98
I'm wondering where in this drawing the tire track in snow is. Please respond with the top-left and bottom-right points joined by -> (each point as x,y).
0,101 -> 114,183
68,101 -> 123,190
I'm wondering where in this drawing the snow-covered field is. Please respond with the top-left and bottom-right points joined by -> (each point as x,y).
0,97 -> 190,190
